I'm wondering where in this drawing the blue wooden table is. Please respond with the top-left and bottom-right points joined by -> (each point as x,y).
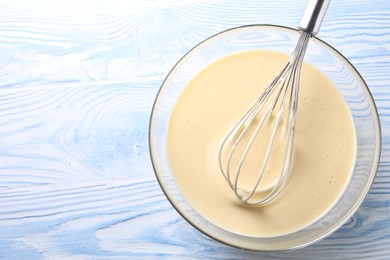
0,0 -> 389,259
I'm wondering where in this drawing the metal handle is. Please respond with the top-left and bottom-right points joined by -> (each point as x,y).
298,0 -> 330,35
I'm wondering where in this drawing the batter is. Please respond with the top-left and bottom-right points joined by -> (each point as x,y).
167,51 -> 356,237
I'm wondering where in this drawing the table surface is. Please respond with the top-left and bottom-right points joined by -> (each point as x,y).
0,0 -> 389,259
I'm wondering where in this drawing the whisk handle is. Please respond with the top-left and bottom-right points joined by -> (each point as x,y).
299,0 -> 330,35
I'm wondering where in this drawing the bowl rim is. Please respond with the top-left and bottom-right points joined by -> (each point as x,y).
148,24 -> 382,252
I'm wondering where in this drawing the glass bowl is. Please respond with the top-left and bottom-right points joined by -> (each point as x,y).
149,25 -> 381,251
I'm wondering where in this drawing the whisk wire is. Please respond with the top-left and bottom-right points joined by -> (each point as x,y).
239,58 -> 299,202
220,62 -> 290,187
261,31 -> 311,204
219,31 -> 312,205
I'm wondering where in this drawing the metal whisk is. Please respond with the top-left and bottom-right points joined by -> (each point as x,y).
219,0 -> 330,205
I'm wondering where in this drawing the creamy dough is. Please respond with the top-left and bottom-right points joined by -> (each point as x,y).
167,51 -> 356,237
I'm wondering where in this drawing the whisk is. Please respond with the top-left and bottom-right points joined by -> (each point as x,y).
219,0 -> 330,205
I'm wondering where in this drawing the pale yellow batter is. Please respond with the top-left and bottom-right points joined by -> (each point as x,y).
167,51 -> 356,237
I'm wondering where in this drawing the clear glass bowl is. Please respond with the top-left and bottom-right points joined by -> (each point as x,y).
149,25 -> 381,251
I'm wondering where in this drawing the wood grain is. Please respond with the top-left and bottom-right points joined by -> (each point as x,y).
0,0 -> 389,258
